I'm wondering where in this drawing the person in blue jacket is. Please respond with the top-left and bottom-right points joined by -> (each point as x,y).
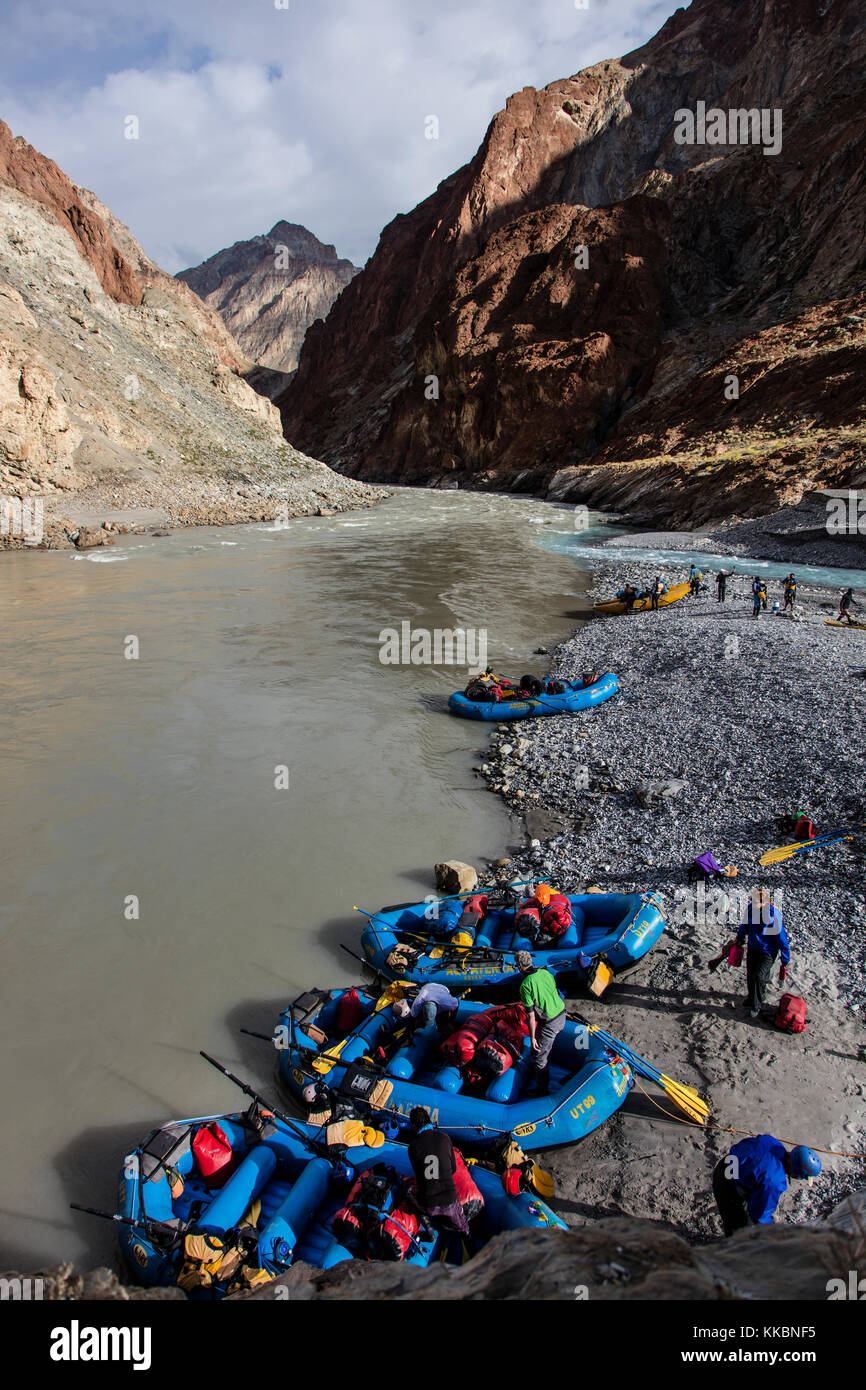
712,1135 -> 821,1235
737,887 -> 790,1018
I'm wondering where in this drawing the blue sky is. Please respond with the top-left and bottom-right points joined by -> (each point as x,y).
1,0 -> 671,272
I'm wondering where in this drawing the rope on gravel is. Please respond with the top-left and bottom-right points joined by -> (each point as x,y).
631,1077 -> 866,1159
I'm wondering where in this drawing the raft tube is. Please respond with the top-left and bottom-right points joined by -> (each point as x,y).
448,672 -> 619,721
277,993 -> 634,1151
115,1110 -> 565,1295
594,581 -> 690,616
360,891 -> 665,992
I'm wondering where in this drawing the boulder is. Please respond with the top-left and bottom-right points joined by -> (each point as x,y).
434,861 -> 477,895
73,526 -> 113,549
635,779 -> 687,809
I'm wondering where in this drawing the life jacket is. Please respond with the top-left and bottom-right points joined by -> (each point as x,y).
773,993 -> 807,1034
440,1010 -> 495,1066
539,892 -> 572,938
336,987 -> 363,1034
793,816 -> 815,841
192,1122 -> 235,1184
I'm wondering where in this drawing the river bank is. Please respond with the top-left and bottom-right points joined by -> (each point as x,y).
1,454 -> 387,551
599,493 -> 866,571
477,552 -> 866,1239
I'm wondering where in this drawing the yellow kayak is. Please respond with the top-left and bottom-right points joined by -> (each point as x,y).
594,580 -> 691,616
825,619 -> 866,630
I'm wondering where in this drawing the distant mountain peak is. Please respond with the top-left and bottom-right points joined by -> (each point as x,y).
177,223 -> 359,372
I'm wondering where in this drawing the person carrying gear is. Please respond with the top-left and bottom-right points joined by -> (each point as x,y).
515,953 -> 566,1097
407,1107 -> 469,1234
514,884 -> 572,946
650,576 -> 662,610
759,579 -> 768,611
712,1134 -> 821,1235
783,573 -> 797,611
751,577 -> 762,618
689,566 -> 702,597
392,982 -> 460,1032
622,583 -> 638,613
837,587 -> 857,624
736,887 -> 790,1018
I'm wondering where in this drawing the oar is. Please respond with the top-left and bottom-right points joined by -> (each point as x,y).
570,1014 -> 709,1125
357,881 -> 535,916
199,1051 -> 362,1168
759,822 -> 864,866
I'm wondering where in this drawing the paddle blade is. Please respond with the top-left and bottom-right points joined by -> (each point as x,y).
659,1076 -> 709,1124
527,1163 -> 556,1199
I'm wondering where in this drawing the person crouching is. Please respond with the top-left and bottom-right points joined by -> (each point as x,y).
407,1107 -> 469,1234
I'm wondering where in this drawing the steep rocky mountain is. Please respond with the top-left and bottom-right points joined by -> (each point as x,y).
178,223 -> 359,375
278,0 -> 866,525
0,122 -> 376,547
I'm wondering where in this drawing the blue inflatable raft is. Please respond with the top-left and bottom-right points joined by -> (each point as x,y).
115,1108 -> 565,1295
276,990 -> 633,1150
448,672 -> 619,721
360,891 -> 665,994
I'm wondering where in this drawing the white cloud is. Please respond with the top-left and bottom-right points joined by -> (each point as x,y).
1,0 -> 666,272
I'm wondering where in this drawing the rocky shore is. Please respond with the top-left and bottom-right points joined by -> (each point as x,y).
3,455 -> 387,551
471,549 -> 866,1238
608,494 -> 866,570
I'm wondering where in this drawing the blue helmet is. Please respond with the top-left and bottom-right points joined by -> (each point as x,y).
789,1146 -> 822,1179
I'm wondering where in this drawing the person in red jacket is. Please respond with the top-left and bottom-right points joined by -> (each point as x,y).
515,884 -> 572,946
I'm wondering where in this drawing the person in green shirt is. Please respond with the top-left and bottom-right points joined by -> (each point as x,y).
515,952 -> 566,1097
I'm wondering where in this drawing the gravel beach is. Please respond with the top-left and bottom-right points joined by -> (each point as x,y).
475,553 -> 866,1239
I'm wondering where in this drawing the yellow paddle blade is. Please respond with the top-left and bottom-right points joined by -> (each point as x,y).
312,1053 -> 338,1074
528,1163 -> 556,1199
658,1076 -> 709,1124
658,1076 -> 705,1104
760,835 -> 852,866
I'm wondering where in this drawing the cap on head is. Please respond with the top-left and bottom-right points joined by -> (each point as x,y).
789,1145 -> 822,1180
515,950 -> 533,972
534,883 -> 552,907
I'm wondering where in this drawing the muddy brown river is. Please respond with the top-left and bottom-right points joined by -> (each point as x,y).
0,489 -> 592,1269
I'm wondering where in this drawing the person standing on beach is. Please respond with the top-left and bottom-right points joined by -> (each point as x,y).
736,887 -> 790,1018
650,576 -> 662,610
716,570 -> 730,602
837,587 -> 857,624
515,952 -> 566,1097
712,1135 -> 822,1235
751,577 -> 762,618
688,565 -> 701,597
783,573 -> 797,612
